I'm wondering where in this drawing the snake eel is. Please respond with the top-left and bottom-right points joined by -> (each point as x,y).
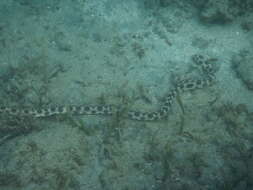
0,54 -> 218,121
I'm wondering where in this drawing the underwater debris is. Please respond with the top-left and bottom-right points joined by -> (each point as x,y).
0,55 -> 66,142
0,172 -> 21,187
199,0 -> 253,24
241,19 -> 253,32
231,50 -> 253,90
131,42 -> 146,59
214,102 -> 252,138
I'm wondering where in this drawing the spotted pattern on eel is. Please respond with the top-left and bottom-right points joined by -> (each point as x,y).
0,54 -> 218,121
